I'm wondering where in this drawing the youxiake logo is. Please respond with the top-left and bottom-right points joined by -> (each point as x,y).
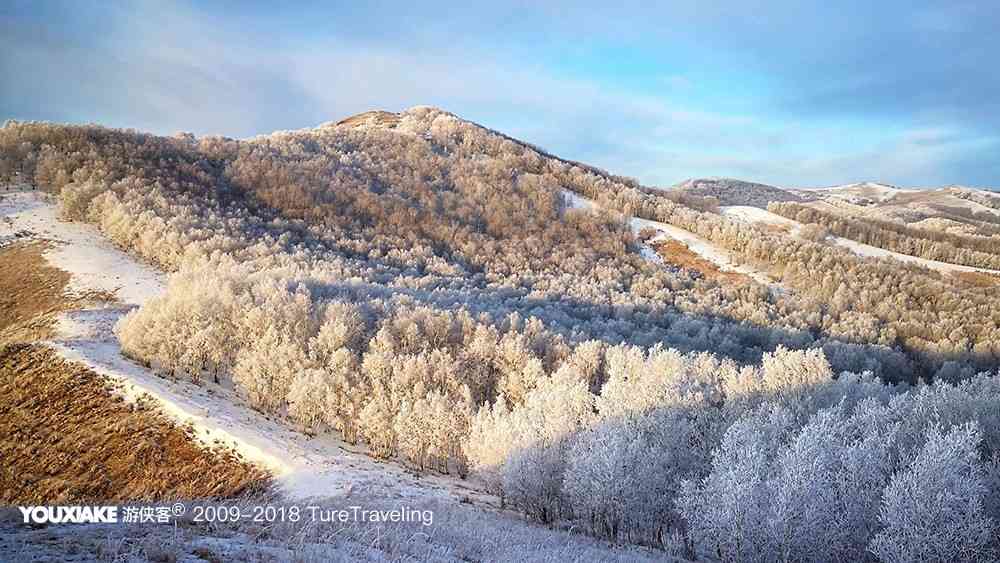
18,506 -> 119,524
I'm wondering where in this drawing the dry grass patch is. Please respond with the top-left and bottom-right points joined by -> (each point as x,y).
0,241 -> 114,344
951,270 -> 1000,288
761,222 -> 792,235
0,241 -> 72,343
335,109 -> 402,128
0,344 -> 270,505
651,239 -> 751,285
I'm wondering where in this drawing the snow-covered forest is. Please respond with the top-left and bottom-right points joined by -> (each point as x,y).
769,201 -> 1000,270
4,107 -> 1000,560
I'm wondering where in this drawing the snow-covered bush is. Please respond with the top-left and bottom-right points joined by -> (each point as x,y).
58,179 -> 107,221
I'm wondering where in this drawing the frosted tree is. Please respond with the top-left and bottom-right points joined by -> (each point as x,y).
764,404 -> 895,562
497,356 -> 545,406
460,323 -> 501,403
232,327 -> 309,413
466,367 -> 595,521
287,368 -> 330,433
565,406 -> 711,544
679,405 -> 796,563
596,345 -> 726,419
359,389 -> 397,459
394,396 -> 434,469
759,346 -> 836,417
58,179 -> 107,220
563,339 -> 606,393
422,389 -> 470,474
869,423 -> 995,563
322,348 -> 364,444
465,396 -> 513,495
311,302 -> 366,359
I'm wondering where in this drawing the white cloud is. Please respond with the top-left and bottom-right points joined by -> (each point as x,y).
3,0 -> 997,188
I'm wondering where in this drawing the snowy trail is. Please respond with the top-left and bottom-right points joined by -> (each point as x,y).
1,190 -> 164,305
1,189 -> 496,505
720,205 -> 802,234
721,205 -> 1000,275
563,189 -> 775,284
50,338 -> 492,504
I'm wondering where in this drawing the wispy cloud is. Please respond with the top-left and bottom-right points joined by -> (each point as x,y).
1,0 -> 997,188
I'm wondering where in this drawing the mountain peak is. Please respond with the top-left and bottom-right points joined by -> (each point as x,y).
330,110 -> 402,129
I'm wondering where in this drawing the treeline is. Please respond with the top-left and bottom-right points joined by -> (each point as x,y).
768,201 -> 1000,270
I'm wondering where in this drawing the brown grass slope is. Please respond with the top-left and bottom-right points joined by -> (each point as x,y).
0,242 -> 72,344
0,240 -> 270,505
651,239 -> 752,285
0,343 -> 270,504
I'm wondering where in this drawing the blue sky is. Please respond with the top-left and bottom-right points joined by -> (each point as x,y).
2,1 -> 999,188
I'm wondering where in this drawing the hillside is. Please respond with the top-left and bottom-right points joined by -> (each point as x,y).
0,187 -> 671,562
672,173 -> 1000,272
670,176 -> 809,207
3,107 -> 1000,560
794,182 -> 1000,237
722,205 -> 1000,278
666,176 -> 1000,239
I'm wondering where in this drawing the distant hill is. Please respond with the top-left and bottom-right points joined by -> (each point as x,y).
672,177 -> 808,207
790,182 -> 1000,237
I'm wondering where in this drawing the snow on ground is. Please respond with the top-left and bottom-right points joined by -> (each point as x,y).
1,188 -> 495,506
561,189 -> 595,211
721,205 -> 802,233
829,236 -> 1000,274
796,182 -> 904,203
721,205 -> 1000,276
564,190 -> 775,285
51,338 -> 493,505
0,189 -> 164,305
